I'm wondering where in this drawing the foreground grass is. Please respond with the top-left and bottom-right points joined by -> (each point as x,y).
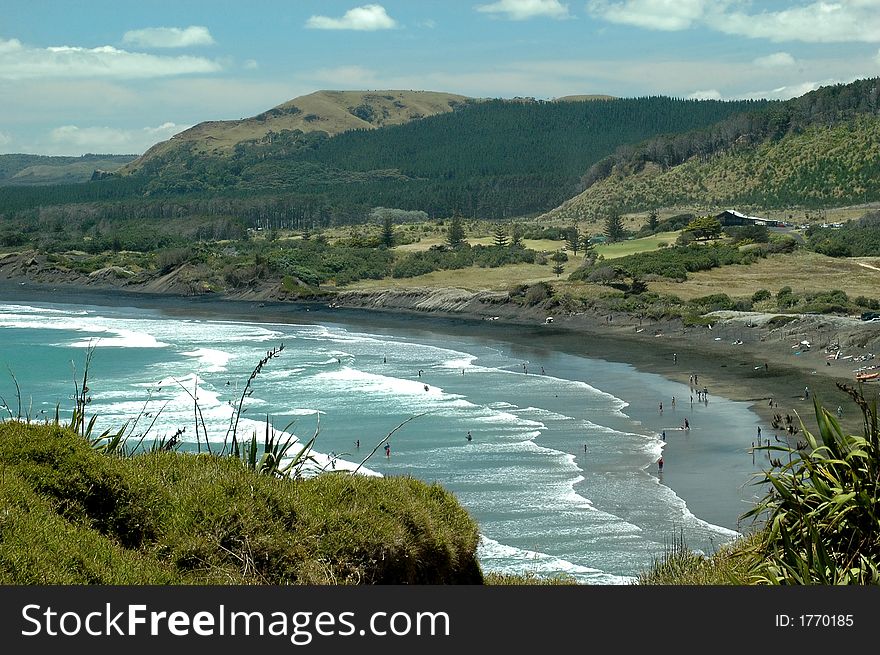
636,533 -> 764,585
0,422 -> 482,584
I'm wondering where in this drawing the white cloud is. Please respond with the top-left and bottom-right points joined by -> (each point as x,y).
687,89 -> 722,100
301,52 -> 878,102
122,26 -> 216,48
475,0 -> 572,20
590,1 -> 880,43
711,2 -> 880,43
587,0 -> 708,31
737,80 -> 828,101
0,130 -> 11,146
0,37 -> 23,54
753,52 -> 796,68
243,59 -> 259,70
48,122 -> 187,155
0,37 -> 220,80
305,4 -> 398,30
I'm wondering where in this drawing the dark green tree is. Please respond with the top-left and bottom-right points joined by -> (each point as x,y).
580,233 -> 595,254
493,224 -> 509,247
511,223 -> 523,247
647,208 -> 660,232
604,212 -> 626,242
550,250 -> 568,277
684,215 -> 722,240
447,212 -> 466,248
566,225 -> 580,255
381,214 -> 395,248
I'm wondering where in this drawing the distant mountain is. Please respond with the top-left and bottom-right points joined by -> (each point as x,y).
122,90 -> 471,174
0,154 -> 136,186
540,77 -> 880,220
110,93 -> 763,219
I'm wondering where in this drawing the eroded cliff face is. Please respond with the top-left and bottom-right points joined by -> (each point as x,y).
334,287 -> 508,314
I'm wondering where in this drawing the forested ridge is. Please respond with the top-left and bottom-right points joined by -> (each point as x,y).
0,95 -> 763,225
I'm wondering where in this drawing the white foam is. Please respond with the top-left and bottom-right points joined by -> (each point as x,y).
312,367 -> 447,398
515,406 -> 578,421
71,329 -> 168,348
181,348 -> 231,372
477,536 -> 635,585
438,354 -> 477,370
0,303 -> 88,315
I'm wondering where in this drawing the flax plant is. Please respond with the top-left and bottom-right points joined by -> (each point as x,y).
743,384 -> 880,584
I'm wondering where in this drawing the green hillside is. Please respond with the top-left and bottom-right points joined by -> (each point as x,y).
122,90 -> 471,174
0,153 -> 136,186
545,114 -> 880,219
542,77 -> 880,219
120,95 -> 765,219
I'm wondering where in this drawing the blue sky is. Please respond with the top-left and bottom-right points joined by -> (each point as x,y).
2,0 -> 879,155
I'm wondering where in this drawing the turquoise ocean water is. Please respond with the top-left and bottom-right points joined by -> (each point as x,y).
0,298 -> 766,583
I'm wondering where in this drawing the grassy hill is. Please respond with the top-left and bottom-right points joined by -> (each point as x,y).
122,90 -> 471,174
541,77 -> 880,220
0,421 -> 482,584
543,114 -> 880,220
0,154 -> 136,186
103,94 -> 763,219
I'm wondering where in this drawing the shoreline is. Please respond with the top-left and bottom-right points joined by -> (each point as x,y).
2,277 -> 872,447
2,280 -> 850,535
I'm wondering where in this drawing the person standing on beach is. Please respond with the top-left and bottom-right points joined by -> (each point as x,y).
671,396 -> 676,408
673,353 -> 677,364
659,401 -> 663,413
384,443 -> 391,458
658,457 -> 664,472
661,430 -> 666,441
684,418 -> 689,430
804,386 -> 810,399
757,426 -> 762,439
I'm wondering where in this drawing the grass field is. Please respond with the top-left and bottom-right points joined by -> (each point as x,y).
594,231 -> 680,259
648,250 -> 880,300
347,230 -> 690,292
348,261 -> 568,291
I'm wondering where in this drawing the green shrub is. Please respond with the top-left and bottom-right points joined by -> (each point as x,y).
744,387 -> 880,584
